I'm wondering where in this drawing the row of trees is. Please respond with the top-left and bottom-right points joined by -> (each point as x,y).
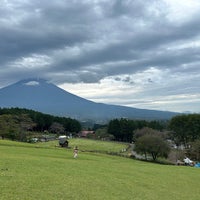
1,107 -> 200,162
0,108 -> 81,141
107,114 -> 200,145
0,108 -> 81,132
106,114 -> 200,161
107,118 -> 166,142
97,118 -> 170,161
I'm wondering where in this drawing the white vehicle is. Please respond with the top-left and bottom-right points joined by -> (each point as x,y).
183,157 -> 194,166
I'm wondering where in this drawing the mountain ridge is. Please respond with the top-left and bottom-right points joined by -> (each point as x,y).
0,79 -> 179,122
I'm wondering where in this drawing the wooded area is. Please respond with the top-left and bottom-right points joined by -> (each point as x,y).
0,107 -> 81,141
1,108 -> 200,162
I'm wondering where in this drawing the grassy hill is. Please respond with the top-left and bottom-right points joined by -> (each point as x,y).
1,139 -> 200,200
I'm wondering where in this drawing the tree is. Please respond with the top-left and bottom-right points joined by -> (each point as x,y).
119,118 -> 133,142
95,128 -> 114,140
188,140 -> 200,161
108,118 -> 167,142
134,134 -> 170,161
133,127 -> 160,141
107,118 -> 134,142
169,114 -> 200,147
15,114 -> 36,141
148,120 -> 166,131
0,114 -> 36,141
107,119 -> 121,140
0,114 -> 18,139
17,114 -> 36,131
49,122 -> 65,134
0,107 -> 81,133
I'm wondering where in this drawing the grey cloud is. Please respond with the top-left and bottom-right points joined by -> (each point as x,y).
114,77 -> 121,81
0,0 -> 200,112
0,1 -> 93,64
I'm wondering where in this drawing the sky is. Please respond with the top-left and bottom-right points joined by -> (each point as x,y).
0,0 -> 200,113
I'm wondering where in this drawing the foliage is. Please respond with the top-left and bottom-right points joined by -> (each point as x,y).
0,107 -> 81,134
169,114 -> 200,146
0,114 -> 35,141
188,140 -> 200,161
133,127 -> 161,141
107,118 -> 167,142
49,122 -> 64,134
134,131 -> 170,161
94,128 -> 114,140
1,140 -> 200,200
0,114 -> 18,139
93,123 -> 107,131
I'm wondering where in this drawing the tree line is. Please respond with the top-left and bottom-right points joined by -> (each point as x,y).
106,114 -> 200,144
107,118 -> 167,142
1,107 -> 200,162
105,114 -> 200,161
0,107 -> 81,141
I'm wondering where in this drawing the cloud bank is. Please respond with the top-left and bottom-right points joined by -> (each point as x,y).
0,0 -> 200,112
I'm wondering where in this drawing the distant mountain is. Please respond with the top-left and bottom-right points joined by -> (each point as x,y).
0,79 -> 179,122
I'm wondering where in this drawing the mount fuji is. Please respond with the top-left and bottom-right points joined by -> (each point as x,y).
0,79 -> 178,122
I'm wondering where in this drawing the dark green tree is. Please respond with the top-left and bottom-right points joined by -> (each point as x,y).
108,119 -> 121,140
108,118 -> 167,142
108,118 -> 134,142
0,107 -> 81,133
0,114 -> 18,139
119,118 -> 133,142
169,114 -> 200,146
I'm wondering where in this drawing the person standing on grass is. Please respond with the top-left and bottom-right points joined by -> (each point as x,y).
73,146 -> 78,158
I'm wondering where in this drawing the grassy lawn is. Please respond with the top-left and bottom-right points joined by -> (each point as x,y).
35,138 -> 128,153
0,139 -> 200,200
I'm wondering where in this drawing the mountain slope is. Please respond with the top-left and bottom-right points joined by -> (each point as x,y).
0,79 -> 178,121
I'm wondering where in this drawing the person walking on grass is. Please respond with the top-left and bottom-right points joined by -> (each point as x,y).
73,146 -> 78,158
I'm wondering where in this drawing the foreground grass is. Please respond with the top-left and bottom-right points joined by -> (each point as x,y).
1,139 -> 200,200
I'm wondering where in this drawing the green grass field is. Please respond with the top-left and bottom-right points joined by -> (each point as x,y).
1,139 -> 200,200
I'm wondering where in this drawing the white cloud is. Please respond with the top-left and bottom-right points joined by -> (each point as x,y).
59,65 -> 200,113
163,0 -> 200,23
10,54 -> 52,69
